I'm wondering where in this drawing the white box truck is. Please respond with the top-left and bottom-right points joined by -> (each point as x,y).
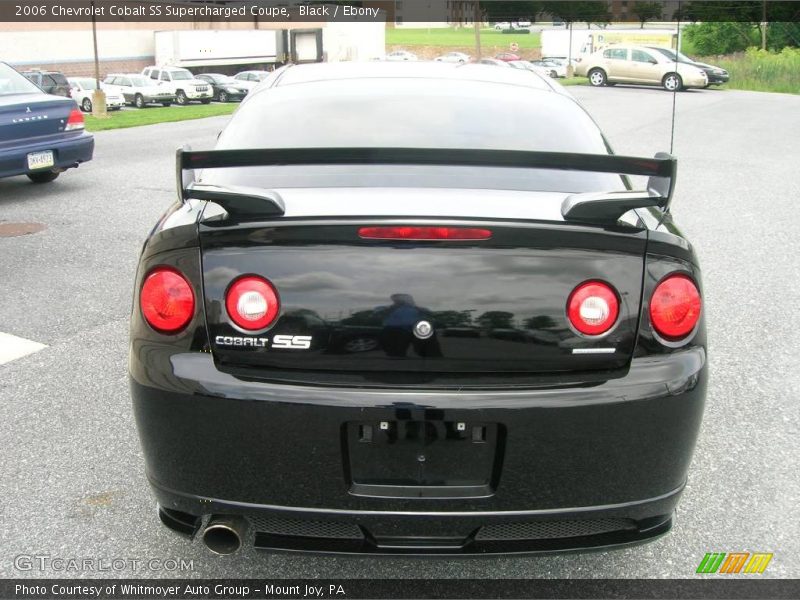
541,28 -> 677,62
154,30 -> 284,70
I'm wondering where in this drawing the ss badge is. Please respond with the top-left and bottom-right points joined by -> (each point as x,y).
271,335 -> 312,350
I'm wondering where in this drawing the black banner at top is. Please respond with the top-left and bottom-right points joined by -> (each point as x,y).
1,1 -> 799,23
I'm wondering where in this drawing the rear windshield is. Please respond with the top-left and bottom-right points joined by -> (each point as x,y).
51,73 -> 68,85
212,78 -> 622,193
0,63 -> 43,95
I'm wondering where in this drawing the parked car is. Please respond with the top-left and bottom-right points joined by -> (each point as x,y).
68,77 -> 125,112
195,73 -> 249,102
494,22 -> 511,31
576,45 -> 708,91
130,61 -> 706,556
0,62 -> 93,183
434,52 -> 471,64
231,70 -> 271,92
508,60 -> 553,78
20,69 -> 70,97
478,58 -> 512,67
384,50 -> 419,62
529,59 -> 568,78
495,52 -> 521,62
141,66 -> 213,105
647,47 -> 730,86
102,74 -> 176,108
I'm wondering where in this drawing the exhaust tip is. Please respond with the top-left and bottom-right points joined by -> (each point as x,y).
201,515 -> 248,555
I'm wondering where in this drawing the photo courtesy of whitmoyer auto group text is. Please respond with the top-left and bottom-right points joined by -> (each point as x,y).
0,0 -> 798,598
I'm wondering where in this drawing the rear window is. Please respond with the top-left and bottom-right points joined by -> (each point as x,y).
0,63 -> 43,95
212,78 -> 622,193
51,73 -> 68,85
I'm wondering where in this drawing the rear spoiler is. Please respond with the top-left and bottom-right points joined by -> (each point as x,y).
177,146 -> 676,224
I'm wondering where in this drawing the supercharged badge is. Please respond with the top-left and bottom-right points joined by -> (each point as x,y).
215,335 -> 312,349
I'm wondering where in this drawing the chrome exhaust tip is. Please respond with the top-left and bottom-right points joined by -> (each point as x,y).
201,515 -> 248,555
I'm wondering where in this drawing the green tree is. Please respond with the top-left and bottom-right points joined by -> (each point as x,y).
684,22 -> 758,55
631,1 -> 663,28
540,1 -> 611,27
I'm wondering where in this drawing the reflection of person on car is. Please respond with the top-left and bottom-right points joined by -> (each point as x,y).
379,294 -> 442,358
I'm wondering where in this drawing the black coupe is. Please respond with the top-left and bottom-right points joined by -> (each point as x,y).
130,62 -> 706,556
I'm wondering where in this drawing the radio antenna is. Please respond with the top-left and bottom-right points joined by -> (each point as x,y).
670,0 -> 682,154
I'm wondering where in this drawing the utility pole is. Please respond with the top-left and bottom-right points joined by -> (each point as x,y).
91,0 -> 108,118
761,0 -> 767,50
474,1 -> 482,59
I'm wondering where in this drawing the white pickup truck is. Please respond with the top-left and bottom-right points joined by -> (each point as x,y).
141,66 -> 213,105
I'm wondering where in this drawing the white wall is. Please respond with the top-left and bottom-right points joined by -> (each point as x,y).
1,30 -> 154,65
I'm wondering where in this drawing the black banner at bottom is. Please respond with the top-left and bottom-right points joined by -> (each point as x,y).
2,579 -> 799,600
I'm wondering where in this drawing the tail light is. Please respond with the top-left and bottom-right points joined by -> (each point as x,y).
140,267 -> 195,334
65,108 -> 85,131
358,226 -> 492,240
567,281 -> 620,336
650,274 -> 701,340
226,275 -> 280,331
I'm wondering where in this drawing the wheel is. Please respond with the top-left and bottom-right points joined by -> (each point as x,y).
549,70 -> 558,78
81,98 -> 92,112
218,91 -> 229,103
200,98 -> 212,104
134,94 -> 145,108
588,68 -> 607,87
161,102 -> 172,107
175,90 -> 188,105
663,72 -> 683,92
27,170 -> 60,184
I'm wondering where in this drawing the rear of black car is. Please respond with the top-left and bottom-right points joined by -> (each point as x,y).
129,64 -> 706,555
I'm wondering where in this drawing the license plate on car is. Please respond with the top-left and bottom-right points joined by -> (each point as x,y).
27,150 -> 54,170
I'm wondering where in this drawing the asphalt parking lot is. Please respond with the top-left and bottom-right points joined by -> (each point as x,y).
1,84 -> 798,579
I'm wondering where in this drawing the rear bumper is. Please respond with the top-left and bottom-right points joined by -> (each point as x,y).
0,132 -> 94,179
130,348 -> 706,554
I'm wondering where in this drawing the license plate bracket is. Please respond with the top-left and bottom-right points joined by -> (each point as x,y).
27,150 -> 55,171
344,420 -> 504,499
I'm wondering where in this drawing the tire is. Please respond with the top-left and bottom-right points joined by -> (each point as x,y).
175,90 -> 188,105
218,91 -> 229,103
200,98 -> 212,105
27,170 -> 60,184
134,94 -> 145,109
588,68 -> 607,87
161,102 -> 172,107
549,70 -> 558,78
663,72 -> 683,92
81,98 -> 92,112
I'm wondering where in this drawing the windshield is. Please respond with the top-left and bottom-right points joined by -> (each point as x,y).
652,48 -> 693,63
75,78 -> 98,90
213,78 -> 622,193
170,71 -> 193,81
0,63 -> 43,95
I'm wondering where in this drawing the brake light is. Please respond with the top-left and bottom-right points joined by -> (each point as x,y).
226,275 -> 280,331
65,108 -> 85,131
140,267 -> 195,334
567,281 -> 620,336
358,226 -> 492,240
649,274 -> 701,340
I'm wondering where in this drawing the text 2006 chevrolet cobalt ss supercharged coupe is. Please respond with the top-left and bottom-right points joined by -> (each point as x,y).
130,62 -> 706,555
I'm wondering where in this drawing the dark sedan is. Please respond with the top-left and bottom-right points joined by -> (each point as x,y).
648,47 -> 730,86
0,62 -> 93,183
195,73 -> 249,102
130,62 -> 706,556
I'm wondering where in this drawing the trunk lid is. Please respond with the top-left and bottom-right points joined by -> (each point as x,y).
200,189 -> 647,384
0,93 -> 78,142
